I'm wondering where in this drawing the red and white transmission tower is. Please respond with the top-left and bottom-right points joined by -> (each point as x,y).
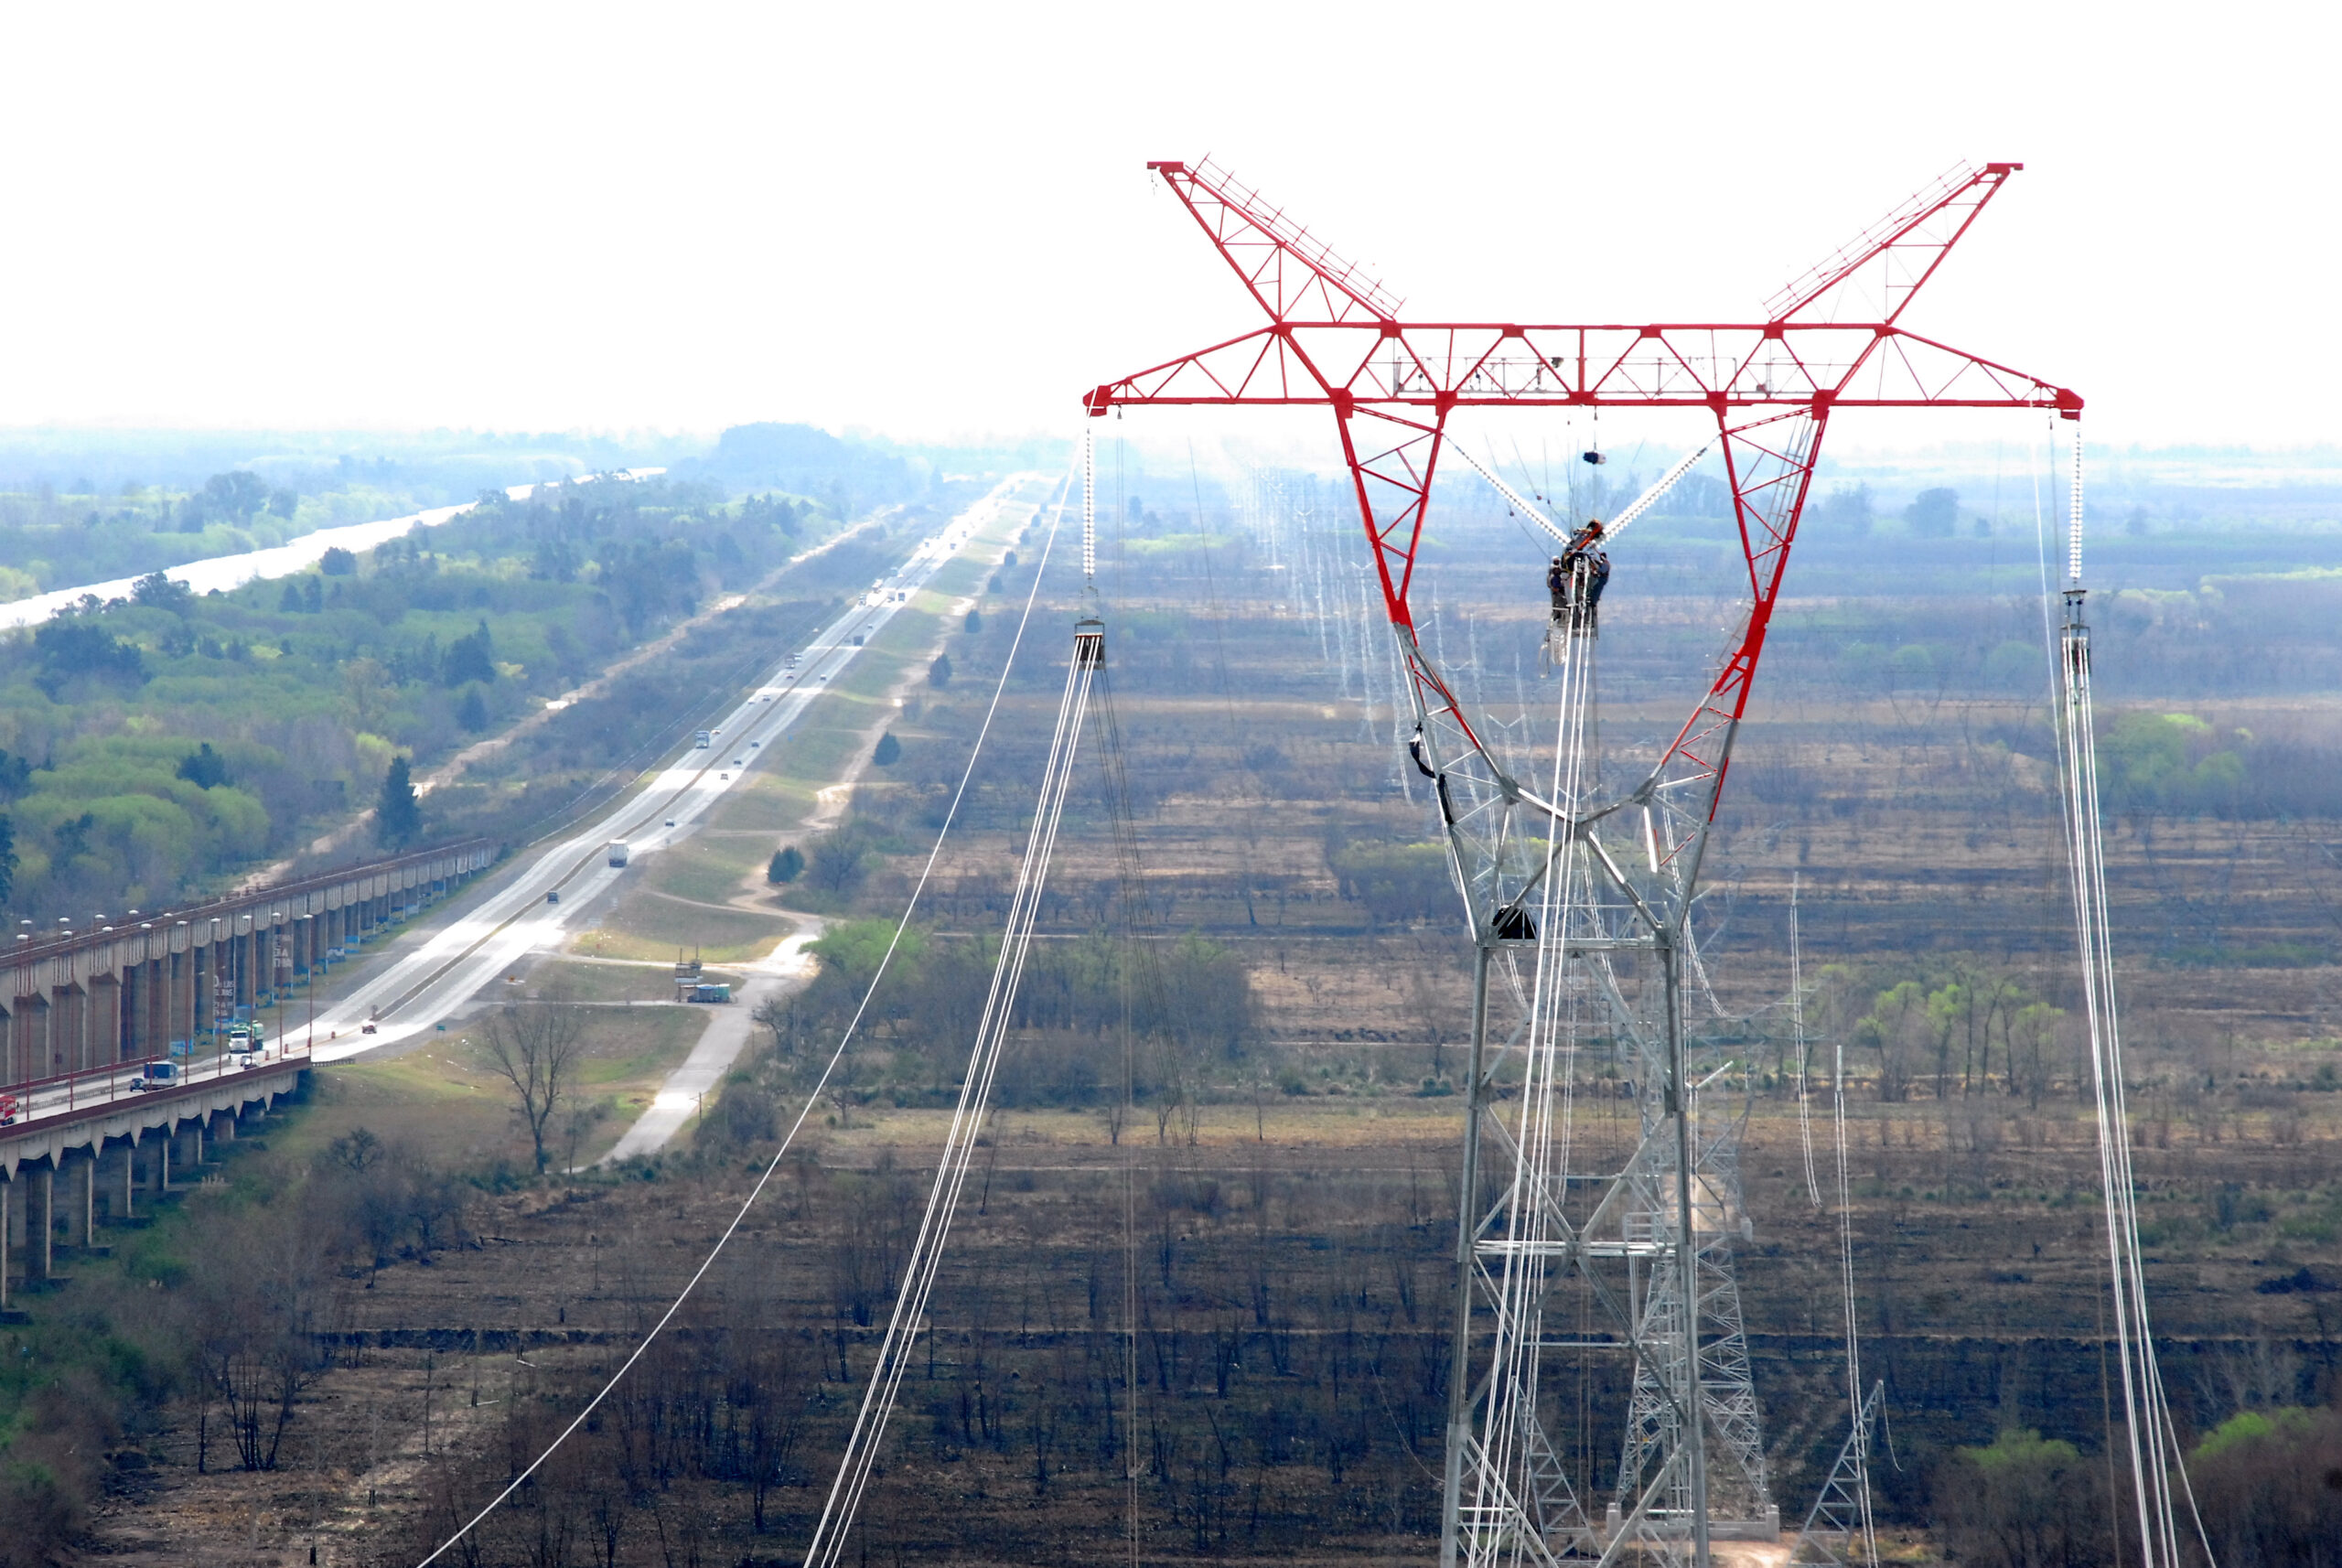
1088,159 -> 2083,1568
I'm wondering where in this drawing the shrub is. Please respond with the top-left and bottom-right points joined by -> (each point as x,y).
2192,1405 -> 2342,1566
1930,1429 -> 2108,1568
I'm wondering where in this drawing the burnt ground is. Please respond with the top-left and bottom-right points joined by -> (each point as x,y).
64,530 -> 2342,1564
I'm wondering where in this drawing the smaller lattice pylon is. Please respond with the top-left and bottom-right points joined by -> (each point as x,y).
1789,1381 -> 1885,1568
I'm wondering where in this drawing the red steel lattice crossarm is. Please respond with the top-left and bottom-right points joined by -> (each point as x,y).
1086,156 -> 2079,823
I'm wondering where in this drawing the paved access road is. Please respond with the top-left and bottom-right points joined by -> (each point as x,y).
307,474 -> 1046,1063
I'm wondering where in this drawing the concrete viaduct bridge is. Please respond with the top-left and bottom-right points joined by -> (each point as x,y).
0,837 -> 494,1306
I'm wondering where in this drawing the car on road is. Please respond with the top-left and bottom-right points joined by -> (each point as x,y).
231,1051 -> 257,1070
546,890 -> 560,904
733,757 -> 744,766
664,818 -> 676,827
130,1062 -> 179,1091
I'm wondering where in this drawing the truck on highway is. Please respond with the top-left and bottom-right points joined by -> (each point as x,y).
694,730 -> 712,748
607,841 -> 630,867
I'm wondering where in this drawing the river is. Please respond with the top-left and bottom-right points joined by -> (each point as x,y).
0,467 -> 663,630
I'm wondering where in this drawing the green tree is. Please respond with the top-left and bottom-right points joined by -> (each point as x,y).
0,813 -> 17,907
1813,482 -> 1874,536
455,688 -> 489,733
376,755 -> 422,847
131,570 -> 194,612
176,743 -> 232,789
2192,1406 -> 2342,1565
32,619 -> 146,700
1930,1429 -> 2107,1568
207,470 -> 270,520
872,732 -> 901,766
442,621 -> 497,688
963,608 -> 983,633
1906,486 -> 1960,538
928,653 -> 952,688
1861,979 -> 1927,1101
768,845 -> 803,885
318,546 -> 358,576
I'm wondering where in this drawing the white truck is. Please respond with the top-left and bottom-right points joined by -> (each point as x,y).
607,841 -> 629,868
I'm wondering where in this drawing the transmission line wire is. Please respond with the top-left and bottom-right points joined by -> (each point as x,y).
409,465 -> 1076,1568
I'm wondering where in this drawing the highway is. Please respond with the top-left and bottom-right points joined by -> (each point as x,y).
295,474 -> 1044,1063
0,479 -> 1037,1130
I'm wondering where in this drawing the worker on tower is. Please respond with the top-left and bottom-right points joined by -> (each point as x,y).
1547,520 -> 1611,635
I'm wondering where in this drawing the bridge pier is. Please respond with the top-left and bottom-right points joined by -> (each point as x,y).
97,1139 -> 129,1225
29,1159 -> 51,1281
93,974 -> 123,1067
61,1147 -> 92,1249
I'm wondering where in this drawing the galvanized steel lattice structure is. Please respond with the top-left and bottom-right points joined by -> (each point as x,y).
1084,156 -> 2078,1568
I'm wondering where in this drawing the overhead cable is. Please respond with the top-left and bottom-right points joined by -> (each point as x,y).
410,466 -> 1075,1568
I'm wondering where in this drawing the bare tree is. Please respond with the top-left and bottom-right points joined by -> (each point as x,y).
478,986 -> 588,1174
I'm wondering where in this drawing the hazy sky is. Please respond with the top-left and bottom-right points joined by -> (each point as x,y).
0,3 -> 2325,454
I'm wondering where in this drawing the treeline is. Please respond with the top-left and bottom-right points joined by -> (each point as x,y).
1928,1407 -> 2342,1568
1814,958 -> 2071,1105
0,469 -> 448,601
0,478 -> 842,919
735,918 -> 1258,1119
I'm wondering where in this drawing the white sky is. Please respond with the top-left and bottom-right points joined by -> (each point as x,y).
0,2 -> 2326,454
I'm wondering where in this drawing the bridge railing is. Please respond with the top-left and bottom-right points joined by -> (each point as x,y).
0,1036 -> 313,1138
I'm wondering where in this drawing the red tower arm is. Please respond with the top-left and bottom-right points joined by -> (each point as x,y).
1088,157 -> 2079,826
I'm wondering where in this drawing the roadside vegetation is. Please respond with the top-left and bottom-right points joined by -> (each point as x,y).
0,478 -> 843,920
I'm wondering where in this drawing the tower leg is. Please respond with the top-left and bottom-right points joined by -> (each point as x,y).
1440,941 -> 1494,1568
